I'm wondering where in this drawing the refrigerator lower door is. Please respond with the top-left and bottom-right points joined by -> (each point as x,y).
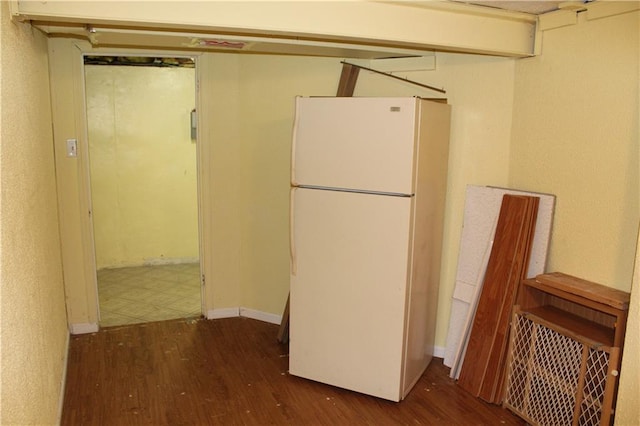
289,187 -> 413,401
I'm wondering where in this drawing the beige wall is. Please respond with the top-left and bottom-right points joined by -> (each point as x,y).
49,39 -> 517,337
196,53 -> 346,315
616,227 -> 640,425
197,53 -> 242,313
199,53 -> 515,331
510,10 -> 639,290
0,3 -> 69,424
234,55 -> 341,315
85,65 -> 198,269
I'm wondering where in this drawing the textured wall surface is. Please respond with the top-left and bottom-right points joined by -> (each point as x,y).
231,54 -> 339,316
0,3 -> 69,424
85,65 -> 198,269
615,228 -> 640,425
204,52 -> 516,328
510,10 -> 639,290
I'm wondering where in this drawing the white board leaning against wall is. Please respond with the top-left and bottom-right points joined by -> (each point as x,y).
444,185 -> 556,378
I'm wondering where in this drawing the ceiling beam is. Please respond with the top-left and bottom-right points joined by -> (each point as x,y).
12,1 -> 537,57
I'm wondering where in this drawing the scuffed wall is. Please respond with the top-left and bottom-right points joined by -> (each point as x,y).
0,3 -> 69,424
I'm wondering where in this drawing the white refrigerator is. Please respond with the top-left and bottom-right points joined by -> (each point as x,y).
289,96 -> 451,402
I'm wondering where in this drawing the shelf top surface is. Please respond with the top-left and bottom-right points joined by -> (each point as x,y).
527,272 -> 630,311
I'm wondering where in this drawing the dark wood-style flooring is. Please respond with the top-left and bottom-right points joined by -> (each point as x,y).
61,317 -> 525,425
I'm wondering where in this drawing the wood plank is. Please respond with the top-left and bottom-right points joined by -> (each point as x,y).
457,195 -> 539,403
277,294 -> 290,343
523,278 -> 627,317
336,62 -> 359,97
600,346 -> 621,426
60,317 -> 525,425
533,272 -> 630,310
484,197 -> 538,403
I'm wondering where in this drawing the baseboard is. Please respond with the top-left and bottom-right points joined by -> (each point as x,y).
207,307 -> 240,319
433,345 -> 445,359
69,322 -> 99,335
239,307 -> 282,325
97,258 -> 200,270
57,331 -> 70,424
206,307 -> 282,325
142,257 -> 199,266
207,309 -> 439,342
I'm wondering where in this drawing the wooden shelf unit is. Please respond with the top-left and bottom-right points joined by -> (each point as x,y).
503,272 -> 630,426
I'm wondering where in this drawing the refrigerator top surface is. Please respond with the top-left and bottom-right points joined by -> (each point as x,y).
291,97 -> 421,195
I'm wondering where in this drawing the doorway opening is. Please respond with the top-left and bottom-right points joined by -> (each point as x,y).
84,55 -> 202,327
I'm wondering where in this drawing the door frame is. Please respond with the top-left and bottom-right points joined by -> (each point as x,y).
83,54 -> 202,326
49,39 -> 212,333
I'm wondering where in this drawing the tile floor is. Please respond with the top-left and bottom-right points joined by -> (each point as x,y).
97,263 -> 202,327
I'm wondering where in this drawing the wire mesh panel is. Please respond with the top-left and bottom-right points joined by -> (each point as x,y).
578,348 -> 612,425
504,313 -> 534,413
504,310 -> 614,426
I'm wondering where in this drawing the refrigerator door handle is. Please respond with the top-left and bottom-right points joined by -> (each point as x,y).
290,187 -> 297,276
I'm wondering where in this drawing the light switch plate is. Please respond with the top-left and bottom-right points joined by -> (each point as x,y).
66,139 -> 77,157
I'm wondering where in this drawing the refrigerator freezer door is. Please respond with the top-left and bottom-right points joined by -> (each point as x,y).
289,187 -> 413,401
292,97 -> 418,195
